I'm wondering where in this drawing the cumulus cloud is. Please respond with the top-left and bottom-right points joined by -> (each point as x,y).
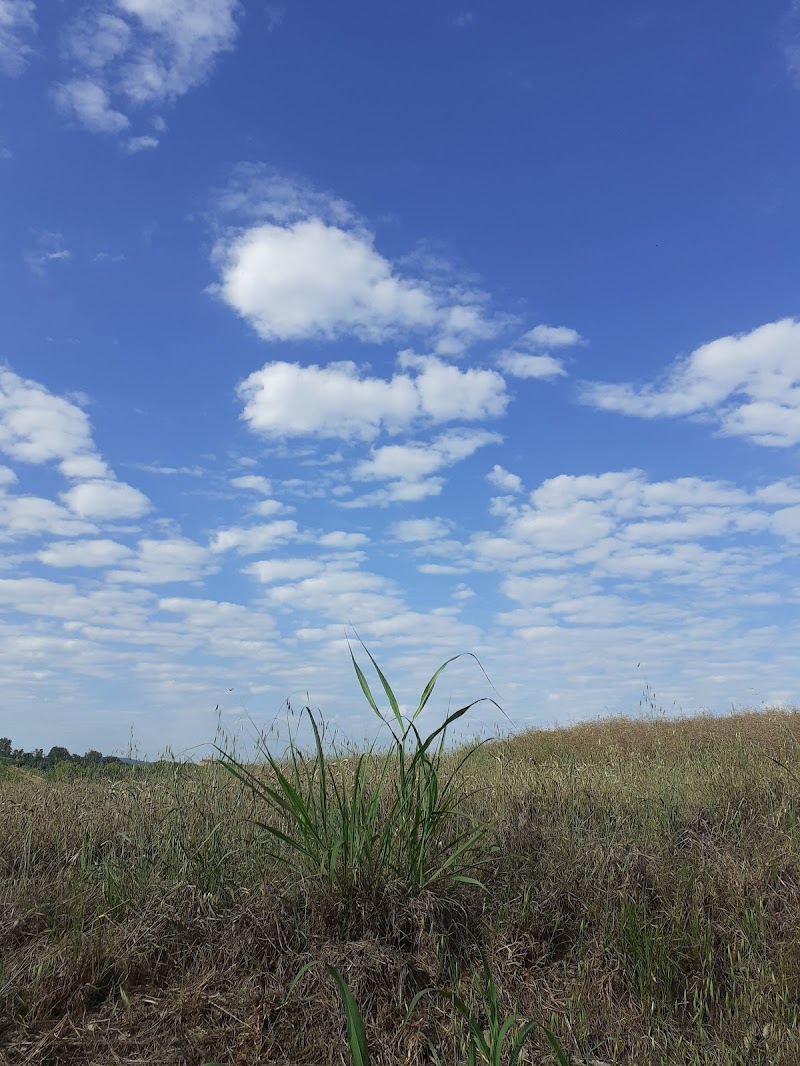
109,536 -> 216,584
61,455 -> 111,479
487,464 -> 523,493
238,357 -> 507,441
56,0 -> 242,142
212,168 -> 497,352
463,470 -> 787,598
397,353 -> 509,419
244,557 -> 323,584
124,133 -> 159,152
390,517 -> 451,542
522,324 -> 585,349
62,479 -> 151,519
37,538 -> 134,568
258,560 -> 404,623
131,462 -> 202,476
54,79 -> 129,133
210,519 -> 299,555
0,496 -> 97,541
64,10 -> 130,68
346,429 -> 500,507
0,369 -> 153,533
318,530 -> 369,548
492,322 -> 585,379
1,369 -> 97,466
0,0 -> 36,77
495,351 -> 566,379
581,318 -> 800,447
230,474 -> 272,494
354,429 -> 500,482
214,219 -> 439,343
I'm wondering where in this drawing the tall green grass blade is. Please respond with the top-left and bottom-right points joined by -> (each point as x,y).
290,961 -> 370,1066
355,640 -> 403,728
509,1020 -> 539,1065
544,1027 -> 574,1065
414,654 -> 466,717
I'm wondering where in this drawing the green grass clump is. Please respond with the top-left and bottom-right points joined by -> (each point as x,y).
216,641 -> 495,897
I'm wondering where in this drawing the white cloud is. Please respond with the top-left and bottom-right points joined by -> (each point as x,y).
212,170 -> 496,352
581,318 -> 800,446
487,464 -> 523,493
0,369 -> 95,465
56,0 -> 242,141
5,454 -> 800,755
756,480 -> 800,506
54,79 -> 130,133
398,353 -> 509,420
354,429 -> 500,483
245,557 -> 323,584
131,462 -> 202,476
522,324 -> 585,349
318,530 -> 369,548
210,519 -> 299,555
217,164 -> 356,227
156,596 -> 278,654
344,429 -> 499,508
262,562 -> 404,623
37,538 -> 134,568
390,517 -> 451,542
239,361 -> 414,440
238,358 -> 507,441
213,218 -> 440,343
124,134 -> 159,152
114,0 -> 241,103
0,496 -> 97,541
772,505 -> 800,541
0,0 -> 36,77
351,478 -> 447,505
453,11 -> 473,27
62,479 -> 151,519
252,498 -> 292,517
495,351 -> 566,379
64,11 -> 130,69
60,455 -> 111,479
461,471 -> 790,603
109,536 -> 215,584
23,231 -> 73,277
1,370 -> 153,525
230,474 -> 272,494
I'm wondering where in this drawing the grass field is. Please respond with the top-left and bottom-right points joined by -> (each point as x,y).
2,653 -> 800,1064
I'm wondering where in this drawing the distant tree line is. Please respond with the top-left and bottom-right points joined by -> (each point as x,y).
0,737 -> 124,771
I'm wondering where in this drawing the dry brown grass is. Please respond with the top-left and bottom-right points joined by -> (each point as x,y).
2,707 -> 800,1064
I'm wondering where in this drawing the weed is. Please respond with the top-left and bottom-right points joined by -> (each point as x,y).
216,641 -> 496,896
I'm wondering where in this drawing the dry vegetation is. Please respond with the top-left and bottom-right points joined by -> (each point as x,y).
2,658 -> 800,1065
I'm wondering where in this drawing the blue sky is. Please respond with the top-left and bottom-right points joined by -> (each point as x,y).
1,0 -> 800,757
